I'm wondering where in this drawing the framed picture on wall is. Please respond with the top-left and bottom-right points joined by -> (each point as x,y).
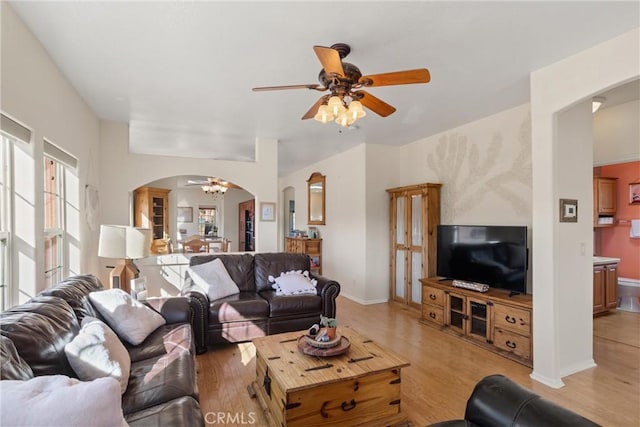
177,207 -> 193,223
559,199 -> 578,222
260,202 -> 276,222
630,182 -> 640,205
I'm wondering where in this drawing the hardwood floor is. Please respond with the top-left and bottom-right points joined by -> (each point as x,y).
196,297 -> 640,426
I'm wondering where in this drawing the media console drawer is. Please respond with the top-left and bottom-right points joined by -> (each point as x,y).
493,304 -> 531,337
422,285 -> 445,307
494,327 -> 531,361
422,305 -> 444,326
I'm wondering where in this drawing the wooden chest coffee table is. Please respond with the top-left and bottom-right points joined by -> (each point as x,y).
249,326 -> 411,426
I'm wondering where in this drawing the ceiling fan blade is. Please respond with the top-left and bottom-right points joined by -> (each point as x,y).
313,46 -> 345,77
359,68 -> 431,87
301,96 -> 327,120
252,84 -> 322,92
354,91 -> 396,117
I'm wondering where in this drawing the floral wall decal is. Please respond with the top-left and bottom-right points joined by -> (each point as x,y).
427,115 -> 532,223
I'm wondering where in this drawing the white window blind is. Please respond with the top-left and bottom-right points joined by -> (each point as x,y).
44,140 -> 77,169
1,114 -> 31,143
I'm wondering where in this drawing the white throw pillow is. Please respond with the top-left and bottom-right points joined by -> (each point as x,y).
187,258 -> 240,301
269,270 -> 318,296
89,288 -> 166,346
64,316 -> 131,394
0,375 -> 128,427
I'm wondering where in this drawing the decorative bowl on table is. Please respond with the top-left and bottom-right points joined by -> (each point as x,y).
304,333 -> 342,349
297,334 -> 351,357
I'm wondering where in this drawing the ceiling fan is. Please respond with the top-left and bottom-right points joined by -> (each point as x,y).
252,43 -> 430,126
185,177 -> 240,189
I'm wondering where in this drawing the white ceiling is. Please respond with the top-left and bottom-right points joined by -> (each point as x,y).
8,1 -> 640,176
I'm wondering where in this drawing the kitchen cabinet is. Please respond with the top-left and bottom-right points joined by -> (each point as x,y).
593,261 -> 618,315
593,177 -> 617,227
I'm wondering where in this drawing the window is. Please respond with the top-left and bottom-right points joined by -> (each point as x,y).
198,207 -> 217,236
44,157 -> 64,287
0,135 -> 10,310
43,141 -> 78,288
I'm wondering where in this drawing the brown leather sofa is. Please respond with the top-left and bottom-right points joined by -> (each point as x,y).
0,274 -> 204,426
182,252 -> 340,352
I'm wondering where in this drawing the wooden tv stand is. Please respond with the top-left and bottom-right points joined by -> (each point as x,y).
419,277 -> 533,368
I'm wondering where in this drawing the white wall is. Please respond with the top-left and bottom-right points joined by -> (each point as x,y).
280,144 -> 368,301
1,3 -> 101,302
398,104 -> 532,226
364,144 -> 399,302
555,100 -> 595,374
530,27 -> 639,387
594,99 -> 640,166
281,104 -> 533,304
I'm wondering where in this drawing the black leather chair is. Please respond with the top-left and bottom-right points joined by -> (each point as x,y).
428,374 -> 599,427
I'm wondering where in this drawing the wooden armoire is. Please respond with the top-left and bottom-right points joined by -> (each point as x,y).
133,186 -> 170,253
386,183 -> 441,309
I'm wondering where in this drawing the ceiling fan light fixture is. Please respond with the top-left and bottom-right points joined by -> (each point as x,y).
314,104 -> 335,123
201,182 -> 229,197
328,95 -> 346,117
335,112 -> 354,127
348,100 -> 366,120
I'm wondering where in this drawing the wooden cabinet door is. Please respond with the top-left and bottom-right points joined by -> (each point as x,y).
466,297 -> 490,343
597,178 -> 617,215
446,292 -> 466,335
593,267 -> 606,314
605,264 -> 618,309
390,193 -> 408,304
390,190 -> 426,308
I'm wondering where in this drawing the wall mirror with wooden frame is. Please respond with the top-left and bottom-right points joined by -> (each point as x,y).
307,172 -> 326,225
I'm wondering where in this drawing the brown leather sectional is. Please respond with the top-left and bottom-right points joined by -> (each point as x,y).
0,274 -> 204,426
182,252 -> 340,353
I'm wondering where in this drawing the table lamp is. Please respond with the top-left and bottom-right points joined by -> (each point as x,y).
98,225 -> 151,294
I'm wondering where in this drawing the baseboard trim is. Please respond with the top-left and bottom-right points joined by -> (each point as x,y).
340,292 -> 388,305
560,359 -> 597,377
529,371 -> 565,389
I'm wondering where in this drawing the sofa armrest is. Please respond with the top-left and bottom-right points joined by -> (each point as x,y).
181,277 -> 210,354
310,273 -> 340,318
143,297 -> 190,325
465,375 -> 599,427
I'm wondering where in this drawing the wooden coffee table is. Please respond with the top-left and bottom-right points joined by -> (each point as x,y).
248,326 -> 411,426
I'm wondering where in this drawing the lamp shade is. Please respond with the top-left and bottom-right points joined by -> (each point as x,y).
98,225 -> 152,259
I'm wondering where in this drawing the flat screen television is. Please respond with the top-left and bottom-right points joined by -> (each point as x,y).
437,225 -> 528,294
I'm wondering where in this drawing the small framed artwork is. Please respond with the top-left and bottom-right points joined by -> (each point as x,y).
630,182 -> 640,205
559,199 -> 578,223
177,207 -> 193,223
260,202 -> 276,222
